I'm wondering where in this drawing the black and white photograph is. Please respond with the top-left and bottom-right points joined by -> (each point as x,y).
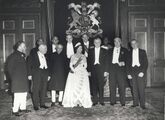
0,0 -> 164,120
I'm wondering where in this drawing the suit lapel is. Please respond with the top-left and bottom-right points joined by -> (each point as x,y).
99,48 -> 102,63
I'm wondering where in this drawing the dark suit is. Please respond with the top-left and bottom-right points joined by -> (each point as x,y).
6,51 -> 29,93
88,47 -> 108,104
48,52 -> 67,91
27,52 -> 49,108
107,47 -> 128,105
126,49 -> 148,107
63,42 -> 76,74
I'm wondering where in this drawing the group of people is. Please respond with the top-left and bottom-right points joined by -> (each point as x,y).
6,34 -> 148,116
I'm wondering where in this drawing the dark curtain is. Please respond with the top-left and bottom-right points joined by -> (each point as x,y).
53,0 -> 116,44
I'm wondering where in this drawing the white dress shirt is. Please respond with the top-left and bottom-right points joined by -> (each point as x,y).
94,47 -> 100,65
52,44 -> 57,53
132,48 -> 140,67
112,47 -> 120,64
66,42 -> 74,59
84,41 -> 89,57
37,51 -> 48,69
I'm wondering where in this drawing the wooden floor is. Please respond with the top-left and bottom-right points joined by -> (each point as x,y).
0,88 -> 164,120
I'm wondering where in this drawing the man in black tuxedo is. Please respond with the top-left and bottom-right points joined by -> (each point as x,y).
107,37 -> 128,106
88,38 -> 108,106
29,38 -> 44,56
127,39 -> 148,109
81,34 -> 93,57
27,44 -> 50,110
63,34 -> 75,74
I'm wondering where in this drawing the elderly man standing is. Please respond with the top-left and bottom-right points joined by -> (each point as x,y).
49,44 -> 67,106
27,43 -> 50,110
51,36 -> 59,53
127,39 -> 148,109
6,41 -> 30,116
107,37 -> 128,106
88,37 -> 108,106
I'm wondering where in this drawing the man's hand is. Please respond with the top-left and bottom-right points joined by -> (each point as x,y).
127,75 -> 132,79
138,72 -> 144,77
28,76 -> 32,80
88,72 -> 91,77
119,62 -> 125,67
104,72 -> 109,77
48,76 -> 51,81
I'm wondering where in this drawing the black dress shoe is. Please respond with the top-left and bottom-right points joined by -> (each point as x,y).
20,109 -> 31,113
110,103 -> 115,106
59,102 -> 62,106
51,102 -> 55,107
141,106 -> 146,109
121,104 -> 125,106
131,105 -> 138,108
40,105 -> 49,109
100,103 -> 105,106
92,103 -> 98,106
34,107 -> 39,111
12,112 -> 21,116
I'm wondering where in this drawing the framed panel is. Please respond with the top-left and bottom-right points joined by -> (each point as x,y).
135,18 -> 147,27
3,33 -> 15,62
153,32 -> 165,85
154,32 -> 165,59
2,20 -> 15,30
23,33 -> 35,55
22,20 -> 35,29
154,18 -> 165,28
128,0 -> 165,6
135,32 -> 147,51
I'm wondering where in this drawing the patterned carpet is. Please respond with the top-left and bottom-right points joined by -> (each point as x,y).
0,89 -> 164,120
18,101 -> 163,120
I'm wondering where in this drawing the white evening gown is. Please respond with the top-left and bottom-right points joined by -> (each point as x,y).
62,54 -> 92,108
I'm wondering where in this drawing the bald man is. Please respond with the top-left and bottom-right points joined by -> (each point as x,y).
27,44 -> 50,110
107,37 -> 128,106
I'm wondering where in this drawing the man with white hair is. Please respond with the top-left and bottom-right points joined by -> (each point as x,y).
27,43 -> 50,110
127,39 -> 148,109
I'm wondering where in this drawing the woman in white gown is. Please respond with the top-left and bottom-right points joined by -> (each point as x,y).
62,43 -> 92,108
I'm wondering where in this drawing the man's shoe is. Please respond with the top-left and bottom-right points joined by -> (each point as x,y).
20,109 -> 31,113
100,103 -> 105,106
12,112 -> 21,116
51,102 -> 55,107
121,104 -> 125,106
59,102 -> 62,106
34,107 -> 39,111
92,103 -> 98,106
130,105 -> 138,108
110,103 -> 115,106
40,105 -> 49,109
141,106 -> 146,109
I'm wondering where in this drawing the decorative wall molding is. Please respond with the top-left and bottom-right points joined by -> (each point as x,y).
0,0 -> 41,8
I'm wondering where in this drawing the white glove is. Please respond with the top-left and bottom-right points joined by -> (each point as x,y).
127,75 -> 132,79
138,72 -> 144,77
48,76 -> 51,81
104,72 -> 109,77
28,76 -> 32,80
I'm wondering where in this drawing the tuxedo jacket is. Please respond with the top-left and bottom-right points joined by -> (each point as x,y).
88,47 -> 108,73
27,51 -> 50,76
106,47 -> 128,72
126,48 -> 148,75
